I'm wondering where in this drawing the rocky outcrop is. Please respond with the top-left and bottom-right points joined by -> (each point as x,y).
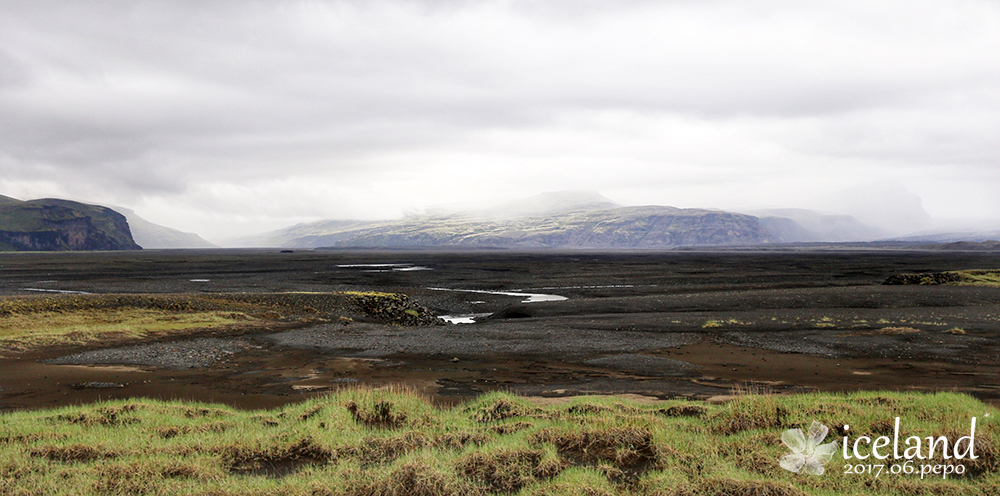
350,292 -> 444,326
0,196 -> 141,251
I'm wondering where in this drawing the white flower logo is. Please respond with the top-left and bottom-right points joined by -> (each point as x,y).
779,420 -> 839,475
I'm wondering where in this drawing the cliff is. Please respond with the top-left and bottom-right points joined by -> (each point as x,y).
0,195 -> 141,251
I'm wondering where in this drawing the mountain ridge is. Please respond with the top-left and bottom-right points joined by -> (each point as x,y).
0,196 -> 141,251
111,207 -> 217,249
332,205 -> 775,249
228,192 -> 778,249
441,190 -> 622,220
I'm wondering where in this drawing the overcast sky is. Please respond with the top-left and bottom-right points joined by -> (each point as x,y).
2,0 -> 999,239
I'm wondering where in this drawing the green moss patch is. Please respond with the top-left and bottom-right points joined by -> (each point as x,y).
884,269 -> 1000,287
0,291 -> 441,355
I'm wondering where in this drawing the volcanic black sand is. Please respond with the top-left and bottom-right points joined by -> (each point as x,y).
1,248 -> 999,411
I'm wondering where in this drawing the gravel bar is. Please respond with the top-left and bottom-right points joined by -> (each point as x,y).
45,337 -> 253,370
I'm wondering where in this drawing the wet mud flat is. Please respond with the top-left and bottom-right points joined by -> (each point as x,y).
1,248 -> 1000,411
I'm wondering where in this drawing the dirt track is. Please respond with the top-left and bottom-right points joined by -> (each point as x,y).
1,248 -> 999,411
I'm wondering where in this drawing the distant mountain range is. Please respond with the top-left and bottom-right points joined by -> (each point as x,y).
893,228 -> 1000,244
927,240 -> 1000,251
4,191 -> 997,252
225,191 -> 780,249
111,207 -> 216,249
0,195 -> 141,251
0,195 -> 215,251
228,191 -> 999,250
307,205 -> 773,249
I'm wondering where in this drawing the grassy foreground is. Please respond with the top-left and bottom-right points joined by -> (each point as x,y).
1,389 -> 997,495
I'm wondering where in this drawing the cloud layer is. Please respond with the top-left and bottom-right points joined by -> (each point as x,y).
2,0 -> 998,238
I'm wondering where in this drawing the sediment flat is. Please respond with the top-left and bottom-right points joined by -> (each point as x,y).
1,248 -> 999,411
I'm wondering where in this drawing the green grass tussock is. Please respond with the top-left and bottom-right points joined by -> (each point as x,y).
707,393 -> 787,435
0,390 -> 997,495
467,392 -> 547,424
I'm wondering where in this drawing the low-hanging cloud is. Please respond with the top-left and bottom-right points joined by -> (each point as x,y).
1,0 -> 998,239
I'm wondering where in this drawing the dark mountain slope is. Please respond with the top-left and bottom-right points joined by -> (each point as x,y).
0,196 -> 141,251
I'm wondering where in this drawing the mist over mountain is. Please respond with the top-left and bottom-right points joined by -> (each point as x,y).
222,219 -> 377,249
748,208 -> 887,242
329,206 -> 773,249
230,191 -> 774,249
111,207 -> 217,249
226,191 -> 621,248
429,191 -> 622,220
7,190 -> 990,251
892,223 -> 1000,244
0,195 -> 141,251
817,183 -> 934,236
218,189 -> 1000,250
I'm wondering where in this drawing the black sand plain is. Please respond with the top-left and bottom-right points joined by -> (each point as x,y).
1,248 -> 999,411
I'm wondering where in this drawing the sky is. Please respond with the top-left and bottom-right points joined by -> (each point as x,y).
1,0 -> 999,240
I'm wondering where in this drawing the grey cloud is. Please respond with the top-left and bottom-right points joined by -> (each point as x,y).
0,48 -> 32,88
0,0 -> 998,237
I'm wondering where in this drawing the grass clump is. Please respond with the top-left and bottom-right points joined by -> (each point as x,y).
467,392 -> 546,424
345,458 -> 480,496
338,432 -> 430,465
489,421 -> 534,435
28,444 -> 122,463
658,404 -> 708,418
455,446 -> 563,493
520,467 -> 617,496
530,424 -> 657,469
221,436 -> 333,476
706,393 -> 787,435
0,390 -> 997,495
346,401 -> 409,430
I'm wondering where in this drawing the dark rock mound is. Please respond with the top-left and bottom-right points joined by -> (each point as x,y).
351,293 -> 444,326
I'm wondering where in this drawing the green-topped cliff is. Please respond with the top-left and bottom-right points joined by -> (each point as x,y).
0,195 -> 141,251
